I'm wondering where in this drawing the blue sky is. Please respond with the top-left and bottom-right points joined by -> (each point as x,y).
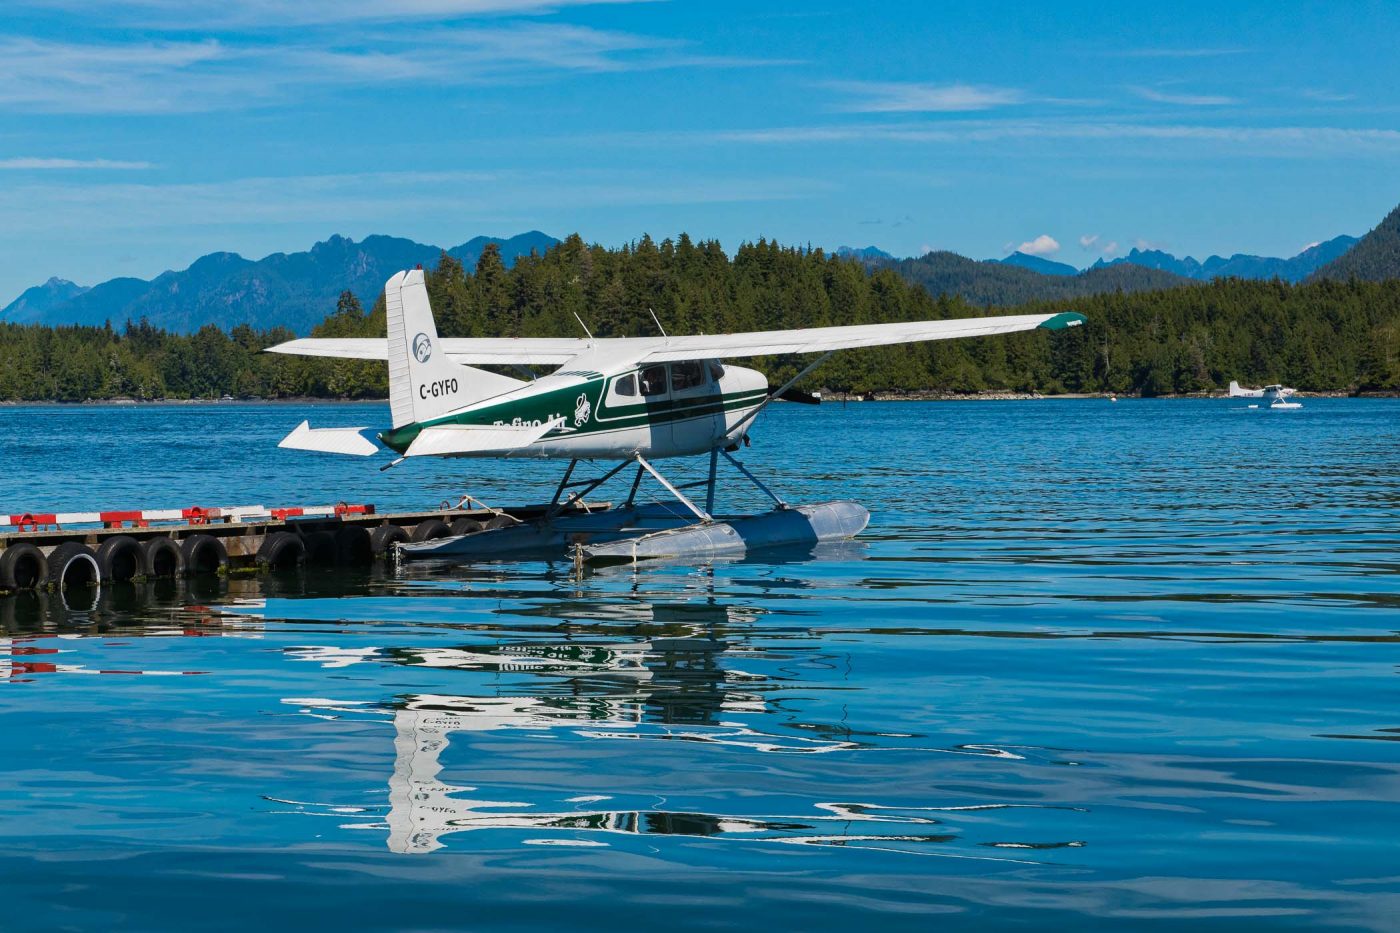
2,0 -> 1398,301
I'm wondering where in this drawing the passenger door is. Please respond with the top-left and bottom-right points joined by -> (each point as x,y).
666,360 -> 722,455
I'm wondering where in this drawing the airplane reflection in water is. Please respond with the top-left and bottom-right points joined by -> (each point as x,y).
1,573 -> 1086,858
277,601 -> 1081,858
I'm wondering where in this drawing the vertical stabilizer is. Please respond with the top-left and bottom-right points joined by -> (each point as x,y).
385,269 -> 524,428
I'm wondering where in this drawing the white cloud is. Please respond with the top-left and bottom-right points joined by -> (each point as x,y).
1130,86 -> 1239,106
1300,88 -> 1354,103
0,157 -> 153,170
678,120 -> 1400,155
1100,241 -> 1120,257
1113,47 -> 1247,58
1016,234 -> 1060,256
21,0 -> 657,27
0,25 -> 788,114
1079,233 -> 1099,249
826,81 -> 1024,113
0,168 -> 829,236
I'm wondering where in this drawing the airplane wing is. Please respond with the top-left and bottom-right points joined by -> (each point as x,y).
266,311 -> 1084,368
632,311 -> 1085,364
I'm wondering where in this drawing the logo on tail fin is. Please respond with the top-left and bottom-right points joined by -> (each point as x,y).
413,333 -> 433,363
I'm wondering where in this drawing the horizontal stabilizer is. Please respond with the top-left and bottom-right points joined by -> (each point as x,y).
278,420 -> 380,457
405,418 -> 564,458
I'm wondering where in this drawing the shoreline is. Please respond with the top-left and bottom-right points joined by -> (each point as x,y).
2,390 -> 1396,407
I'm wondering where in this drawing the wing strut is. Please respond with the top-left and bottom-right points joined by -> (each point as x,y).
730,351 -> 835,438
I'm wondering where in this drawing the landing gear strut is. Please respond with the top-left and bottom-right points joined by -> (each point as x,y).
551,447 -> 789,525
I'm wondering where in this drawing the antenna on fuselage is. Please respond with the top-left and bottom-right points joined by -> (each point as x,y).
572,312 -> 594,343
648,307 -> 668,339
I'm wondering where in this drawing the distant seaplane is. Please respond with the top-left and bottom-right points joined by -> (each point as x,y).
1228,381 -> 1302,410
267,269 -> 1084,561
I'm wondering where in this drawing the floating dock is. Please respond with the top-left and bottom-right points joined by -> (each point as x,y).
0,498 -> 603,595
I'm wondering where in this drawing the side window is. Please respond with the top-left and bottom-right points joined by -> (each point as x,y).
613,373 -> 637,398
670,361 -> 705,392
639,365 -> 668,397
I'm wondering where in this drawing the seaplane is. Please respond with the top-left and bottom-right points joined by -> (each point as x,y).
1228,381 -> 1302,410
268,269 -> 1084,563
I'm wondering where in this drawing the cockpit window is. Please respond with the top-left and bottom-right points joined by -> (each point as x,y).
707,360 -> 725,381
639,365 -> 668,397
614,373 -> 637,398
670,360 -> 705,392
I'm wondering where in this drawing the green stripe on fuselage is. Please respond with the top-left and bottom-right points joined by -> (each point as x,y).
379,376 -> 767,453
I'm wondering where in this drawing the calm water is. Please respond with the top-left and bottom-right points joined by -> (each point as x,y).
1,399 -> 1398,931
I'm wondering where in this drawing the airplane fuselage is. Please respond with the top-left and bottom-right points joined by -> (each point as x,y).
379,360 -> 769,460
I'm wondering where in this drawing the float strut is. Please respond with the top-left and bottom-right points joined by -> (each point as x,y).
722,450 -> 787,509
624,464 -> 646,508
545,458 -> 631,520
705,447 -> 718,516
634,454 -> 712,522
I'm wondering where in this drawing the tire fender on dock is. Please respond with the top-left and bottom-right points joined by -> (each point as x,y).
0,543 -> 49,591
95,535 -> 145,583
369,524 -> 409,555
141,536 -> 185,579
46,542 -> 100,591
449,518 -> 484,536
257,531 -> 306,571
302,530 -> 338,566
334,526 -> 374,565
410,519 -> 451,542
179,534 -> 229,576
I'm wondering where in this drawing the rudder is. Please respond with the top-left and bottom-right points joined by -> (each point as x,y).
385,269 -> 523,428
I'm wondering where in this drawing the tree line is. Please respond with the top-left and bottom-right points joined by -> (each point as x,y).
1,233 -> 1397,402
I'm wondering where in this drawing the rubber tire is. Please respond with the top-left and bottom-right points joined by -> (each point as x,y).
46,542 -> 100,591
95,535 -> 144,583
483,514 -> 516,531
369,524 -> 409,555
0,543 -> 48,591
410,519 -> 451,542
180,534 -> 228,576
302,530 -> 338,566
449,518 -> 484,536
142,536 -> 185,579
257,532 -> 306,571
334,526 -> 374,565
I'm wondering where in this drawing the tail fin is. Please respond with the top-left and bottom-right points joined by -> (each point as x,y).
385,269 -> 524,428
1228,380 -> 1242,396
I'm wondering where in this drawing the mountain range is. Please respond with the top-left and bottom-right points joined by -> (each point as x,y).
889,251 -> 1193,308
1088,235 -> 1358,283
834,245 -> 895,262
0,231 -> 557,335
991,252 -> 1080,276
5,212 -> 1398,335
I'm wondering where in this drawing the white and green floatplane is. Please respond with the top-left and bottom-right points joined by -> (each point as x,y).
269,270 -> 1084,563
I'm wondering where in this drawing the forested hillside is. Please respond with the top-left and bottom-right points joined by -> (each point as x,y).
1311,204 -> 1400,282
888,251 -> 1194,306
1,234 -> 1397,402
